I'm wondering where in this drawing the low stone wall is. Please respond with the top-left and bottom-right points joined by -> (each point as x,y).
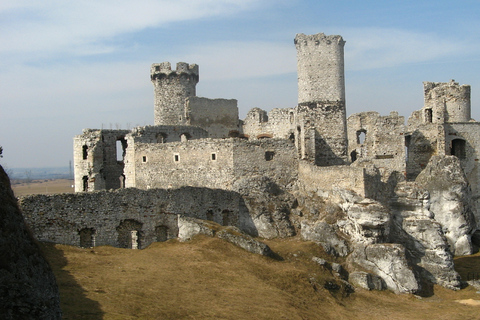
19,187 -> 254,249
298,161 -> 365,196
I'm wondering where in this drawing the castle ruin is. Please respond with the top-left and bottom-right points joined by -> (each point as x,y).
20,33 -> 480,294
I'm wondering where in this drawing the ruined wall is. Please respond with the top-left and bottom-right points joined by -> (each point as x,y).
444,123 -> 480,228
295,103 -> 348,165
347,111 -> 406,174
186,97 -> 239,138
242,108 -> 295,140
232,139 -> 298,189
19,187 -> 248,248
298,161 -> 366,197
151,62 -> 199,126
127,139 -> 236,190
126,138 -> 298,191
423,81 -> 471,123
74,129 -> 130,192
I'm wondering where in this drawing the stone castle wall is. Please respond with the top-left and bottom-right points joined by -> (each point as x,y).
298,161 -> 366,197
19,187 -> 250,249
347,111 -> 406,174
423,81 -> 471,123
126,138 -> 298,191
242,108 -> 295,140
186,97 -> 239,138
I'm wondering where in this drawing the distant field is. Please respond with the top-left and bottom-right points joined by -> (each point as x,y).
40,236 -> 480,320
12,179 -> 74,196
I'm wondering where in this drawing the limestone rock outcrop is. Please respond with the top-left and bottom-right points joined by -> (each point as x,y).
348,244 -> 419,294
0,165 -> 61,319
415,155 -> 476,256
177,216 -> 273,256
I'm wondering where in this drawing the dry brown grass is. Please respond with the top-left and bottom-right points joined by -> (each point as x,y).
12,179 -> 74,196
39,236 -> 480,320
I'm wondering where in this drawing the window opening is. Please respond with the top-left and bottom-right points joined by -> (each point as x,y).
356,130 -> 366,144
206,210 -> 214,221
119,174 -> 126,189
82,145 -> 88,160
351,150 -> 357,162
79,228 -> 95,248
425,109 -> 433,123
211,153 -> 216,161
82,176 -> 88,192
451,139 -> 466,159
155,226 -> 169,242
142,156 -> 147,163
174,154 -> 179,162
156,133 -> 167,143
265,151 -> 275,161
116,138 -> 127,162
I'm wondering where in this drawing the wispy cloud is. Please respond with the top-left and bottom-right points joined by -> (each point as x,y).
342,27 -> 478,70
0,0 -> 268,60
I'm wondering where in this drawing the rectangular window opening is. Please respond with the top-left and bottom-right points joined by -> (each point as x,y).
174,154 -> 179,162
142,156 -> 147,163
211,153 -> 216,161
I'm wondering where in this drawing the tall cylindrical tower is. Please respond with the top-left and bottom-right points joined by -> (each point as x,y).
295,33 -> 345,104
294,33 -> 348,166
151,62 -> 199,125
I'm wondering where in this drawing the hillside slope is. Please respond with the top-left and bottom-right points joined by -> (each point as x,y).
40,236 -> 480,320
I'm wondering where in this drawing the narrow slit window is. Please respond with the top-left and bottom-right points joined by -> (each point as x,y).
142,156 -> 147,163
211,153 -> 216,161
174,154 -> 179,162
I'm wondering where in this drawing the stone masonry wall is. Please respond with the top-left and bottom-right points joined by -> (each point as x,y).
423,81 -> 471,123
74,129 -> 130,192
242,107 -> 295,140
128,139 -> 236,190
295,33 -> 346,103
127,138 -> 298,191
186,96 -> 239,138
347,111 -> 406,174
19,187 -> 249,248
151,62 -> 199,126
298,161 -> 366,197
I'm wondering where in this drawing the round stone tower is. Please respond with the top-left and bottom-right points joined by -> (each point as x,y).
295,33 -> 346,104
423,80 -> 471,123
151,62 -> 199,125
294,33 -> 348,166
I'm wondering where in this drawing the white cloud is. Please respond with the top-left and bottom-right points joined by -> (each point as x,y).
0,0 -> 267,59
342,27 -> 478,70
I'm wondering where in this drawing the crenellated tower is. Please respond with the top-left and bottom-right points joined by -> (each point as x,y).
151,62 -> 199,125
294,33 -> 348,166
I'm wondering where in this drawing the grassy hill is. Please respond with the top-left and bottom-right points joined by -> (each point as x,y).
39,236 -> 480,320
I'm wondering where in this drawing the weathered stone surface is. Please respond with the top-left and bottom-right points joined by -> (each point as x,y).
416,155 -> 476,255
177,216 -> 216,242
301,220 -> 349,257
337,194 -> 391,245
216,227 -> 273,257
348,244 -> 419,294
0,166 -> 62,319
348,271 -> 386,291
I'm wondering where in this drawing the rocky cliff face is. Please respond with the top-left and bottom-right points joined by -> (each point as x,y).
292,155 -> 476,293
0,165 -> 61,319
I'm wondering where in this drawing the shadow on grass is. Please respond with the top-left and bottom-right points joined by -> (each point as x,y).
455,254 -> 480,281
39,243 -> 104,320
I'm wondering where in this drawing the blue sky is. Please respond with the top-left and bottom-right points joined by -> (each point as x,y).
1,0 -> 479,168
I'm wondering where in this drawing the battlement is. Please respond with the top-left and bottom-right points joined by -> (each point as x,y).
294,33 -> 345,48
150,62 -> 199,81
